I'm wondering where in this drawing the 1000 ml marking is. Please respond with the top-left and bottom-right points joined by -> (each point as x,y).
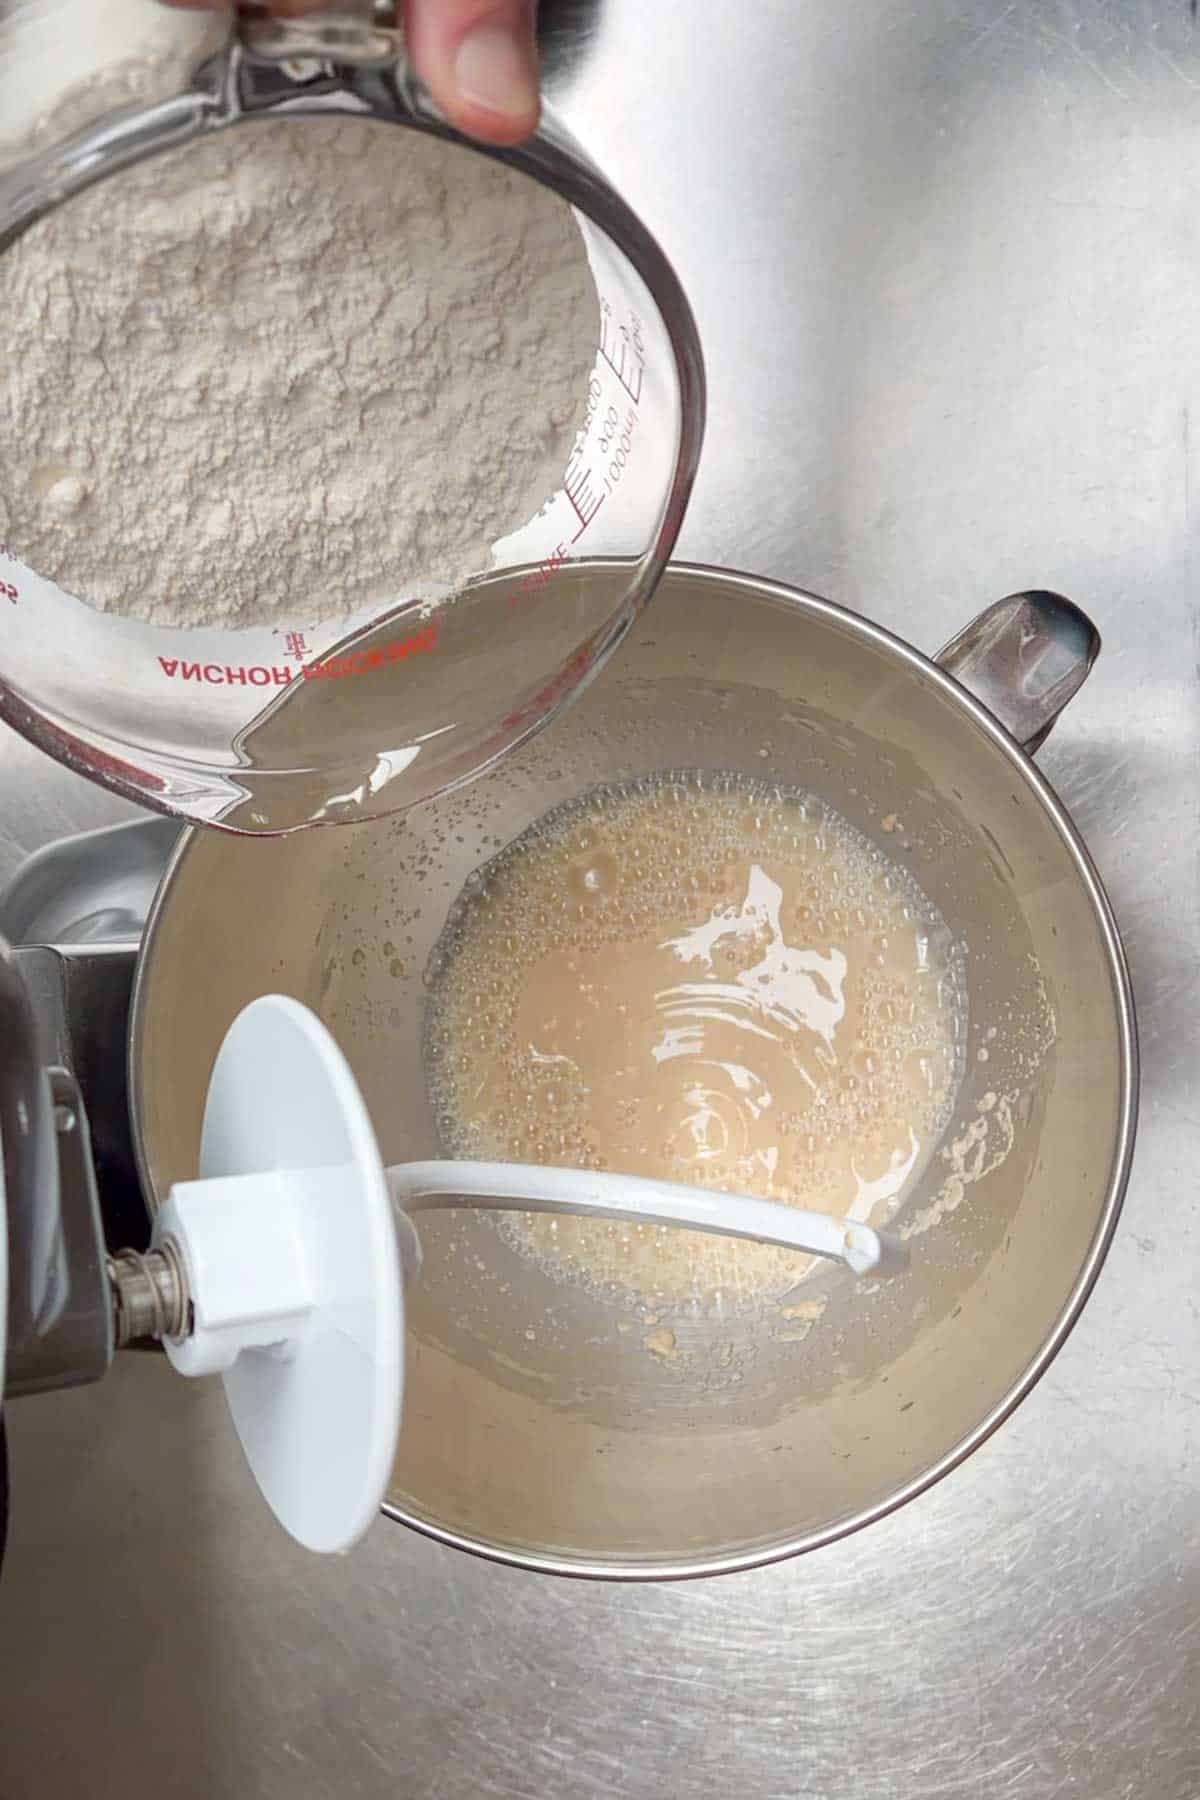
600,405 -> 639,492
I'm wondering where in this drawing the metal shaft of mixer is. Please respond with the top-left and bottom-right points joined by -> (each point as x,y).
106,1243 -> 190,1348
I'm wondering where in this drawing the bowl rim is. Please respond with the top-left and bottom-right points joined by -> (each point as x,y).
129,560 -> 1139,1580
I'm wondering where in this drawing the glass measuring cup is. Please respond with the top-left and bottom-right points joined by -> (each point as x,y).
0,5 -> 703,832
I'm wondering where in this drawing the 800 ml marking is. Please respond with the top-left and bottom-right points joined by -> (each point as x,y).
601,406 -> 639,491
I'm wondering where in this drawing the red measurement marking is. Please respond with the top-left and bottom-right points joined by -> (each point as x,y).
598,307 -> 645,407
0,546 -> 21,599
500,635 -> 599,734
283,631 -> 310,663
301,621 -> 439,680
564,460 -> 606,541
156,621 -> 440,686
507,543 -> 570,609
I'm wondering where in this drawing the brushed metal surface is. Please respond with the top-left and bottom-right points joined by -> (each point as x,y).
1,1 -> 1199,1795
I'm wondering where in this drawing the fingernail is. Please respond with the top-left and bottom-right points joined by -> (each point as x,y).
453,23 -> 537,121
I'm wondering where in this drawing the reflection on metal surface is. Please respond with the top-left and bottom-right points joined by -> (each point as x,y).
0,818 -> 180,948
0,932 -> 65,1390
12,943 -> 145,1255
0,0 -> 1198,1795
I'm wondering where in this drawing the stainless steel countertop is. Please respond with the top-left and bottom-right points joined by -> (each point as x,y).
2,2 -> 1199,1794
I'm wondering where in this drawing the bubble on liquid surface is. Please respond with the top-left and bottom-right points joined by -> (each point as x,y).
424,770 -> 967,1312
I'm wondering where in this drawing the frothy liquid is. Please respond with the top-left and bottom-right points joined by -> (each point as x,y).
425,773 -> 966,1309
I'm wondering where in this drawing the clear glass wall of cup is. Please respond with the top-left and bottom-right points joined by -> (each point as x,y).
0,5 -> 703,832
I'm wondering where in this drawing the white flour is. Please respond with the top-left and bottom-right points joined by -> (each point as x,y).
0,109 -> 598,630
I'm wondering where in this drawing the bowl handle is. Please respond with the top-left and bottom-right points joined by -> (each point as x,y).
936,590 -> 1100,755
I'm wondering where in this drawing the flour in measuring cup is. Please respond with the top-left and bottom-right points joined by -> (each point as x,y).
0,103 -> 599,630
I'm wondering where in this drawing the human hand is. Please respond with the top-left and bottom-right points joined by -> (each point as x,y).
161,1 -> 540,145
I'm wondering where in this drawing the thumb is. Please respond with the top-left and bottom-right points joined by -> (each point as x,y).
403,0 -> 540,146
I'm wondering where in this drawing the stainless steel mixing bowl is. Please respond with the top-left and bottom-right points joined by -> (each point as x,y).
130,564 -> 1136,1577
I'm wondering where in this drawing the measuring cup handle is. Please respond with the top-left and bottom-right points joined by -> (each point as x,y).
936,591 -> 1100,755
235,1 -> 402,68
